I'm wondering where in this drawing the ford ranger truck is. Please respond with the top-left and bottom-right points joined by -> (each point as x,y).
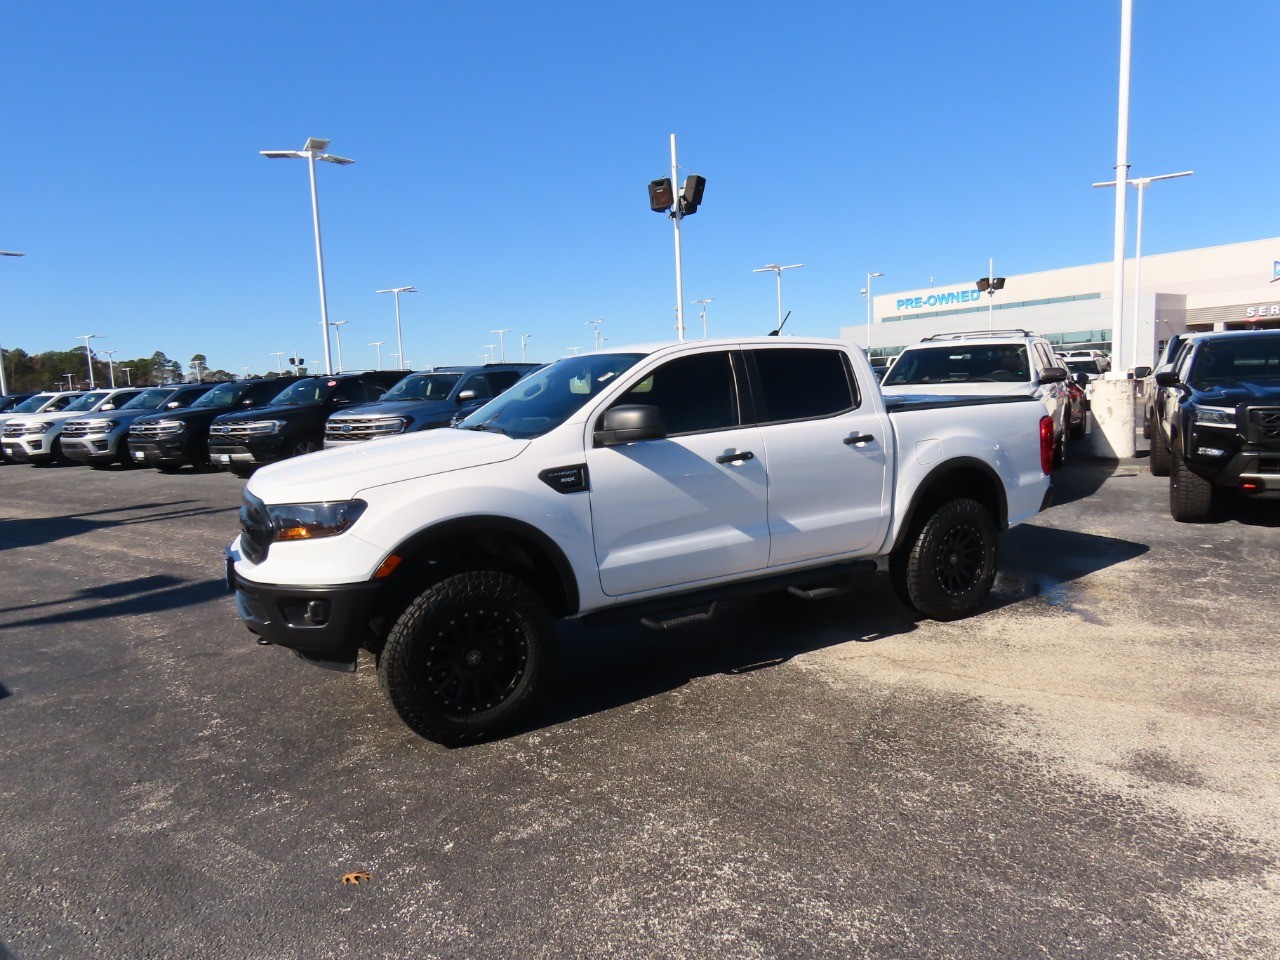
227,337 -> 1054,744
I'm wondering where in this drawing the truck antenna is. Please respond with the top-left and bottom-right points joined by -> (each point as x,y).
768,310 -> 792,337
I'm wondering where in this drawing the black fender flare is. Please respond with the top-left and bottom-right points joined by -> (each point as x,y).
891,457 -> 1009,556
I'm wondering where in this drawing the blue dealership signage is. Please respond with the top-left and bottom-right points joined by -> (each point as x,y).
896,287 -> 983,311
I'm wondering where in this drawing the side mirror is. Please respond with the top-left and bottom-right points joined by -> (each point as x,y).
101,404 -> 116,411
1154,371 -> 1180,388
594,404 -> 667,447
241,398 -> 257,407
1133,365 -> 1153,379
456,390 -> 478,402
166,401 -> 181,409
1073,372 -> 1090,386
1040,366 -> 1069,384
331,397 -> 351,406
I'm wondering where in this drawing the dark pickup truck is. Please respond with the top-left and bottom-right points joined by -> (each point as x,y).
1151,329 -> 1280,521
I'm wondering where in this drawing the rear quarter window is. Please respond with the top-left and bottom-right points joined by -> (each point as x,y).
750,348 -> 857,423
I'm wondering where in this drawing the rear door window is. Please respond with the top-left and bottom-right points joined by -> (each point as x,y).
749,348 -> 856,424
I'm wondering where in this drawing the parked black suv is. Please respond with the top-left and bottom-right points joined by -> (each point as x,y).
1150,330 -> 1280,521
58,384 -> 210,468
208,370 -> 405,477
323,363 -> 538,448
129,376 -> 298,472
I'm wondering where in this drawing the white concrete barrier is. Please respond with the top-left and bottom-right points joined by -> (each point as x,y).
1087,378 -> 1138,458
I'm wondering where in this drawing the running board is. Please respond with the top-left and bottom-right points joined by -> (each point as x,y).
641,603 -> 719,631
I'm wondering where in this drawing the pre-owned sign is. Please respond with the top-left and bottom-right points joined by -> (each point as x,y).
896,288 -> 982,311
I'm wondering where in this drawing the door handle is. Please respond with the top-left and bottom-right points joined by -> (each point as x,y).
715,450 -> 755,464
843,434 -> 875,445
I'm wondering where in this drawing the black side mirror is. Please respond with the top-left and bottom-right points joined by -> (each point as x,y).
1040,366 -> 1069,384
1133,365 -> 1153,379
1074,372 -> 1090,386
1154,371 -> 1180,388
594,405 -> 667,447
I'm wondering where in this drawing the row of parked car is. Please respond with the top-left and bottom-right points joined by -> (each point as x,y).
0,362 -> 539,476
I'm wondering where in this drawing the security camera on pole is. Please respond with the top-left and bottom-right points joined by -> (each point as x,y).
976,260 -> 1006,330
647,134 -> 706,342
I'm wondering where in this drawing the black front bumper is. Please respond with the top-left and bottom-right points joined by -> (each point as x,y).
226,547 -> 384,667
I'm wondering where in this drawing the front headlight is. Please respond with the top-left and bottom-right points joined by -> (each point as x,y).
81,419 -> 114,431
22,421 -> 52,434
267,500 -> 367,542
240,420 -> 284,435
150,420 -> 186,435
1193,405 -> 1235,427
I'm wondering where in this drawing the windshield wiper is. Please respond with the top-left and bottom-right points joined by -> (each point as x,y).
464,421 -> 505,434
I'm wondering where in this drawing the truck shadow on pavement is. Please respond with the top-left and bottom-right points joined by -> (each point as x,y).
0,574 -> 226,632
535,523 -> 1147,736
0,501 -> 230,552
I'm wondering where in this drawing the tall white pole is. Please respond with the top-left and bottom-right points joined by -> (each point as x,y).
774,271 -> 784,330
307,151 -> 335,376
394,290 -> 405,370
272,351 -> 285,374
1132,179 -> 1145,373
329,320 -> 346,372
1110,0 -> 1133,373
520,334 -> 531,362
671,134 -> 686,342
988,258 -> 995,330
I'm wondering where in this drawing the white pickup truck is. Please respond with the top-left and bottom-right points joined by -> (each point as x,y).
227,337 -> 1054,744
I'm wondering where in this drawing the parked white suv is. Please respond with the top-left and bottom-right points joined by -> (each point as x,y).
880,329 -> 1072,466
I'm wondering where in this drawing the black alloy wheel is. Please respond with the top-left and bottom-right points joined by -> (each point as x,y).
889,497 -> 998,621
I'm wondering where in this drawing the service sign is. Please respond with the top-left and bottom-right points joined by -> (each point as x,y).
1244,304 -> 1280,320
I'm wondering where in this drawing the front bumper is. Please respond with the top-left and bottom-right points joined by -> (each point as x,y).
61,434 -> 120,462
1187,442 -> 1280,498
209,440 -> 274,468
1,436 -> 54,462
226,546 -> 384,664
130,438 -> 187,466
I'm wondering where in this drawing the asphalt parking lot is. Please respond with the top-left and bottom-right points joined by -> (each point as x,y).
2,447 -> 1278,960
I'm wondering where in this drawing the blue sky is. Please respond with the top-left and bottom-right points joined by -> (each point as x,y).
2,1 -> 1277,376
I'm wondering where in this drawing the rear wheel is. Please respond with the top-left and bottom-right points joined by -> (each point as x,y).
1169,436 -> 1215,523
1052,429 -> 1067,469
290,439 -> 318,458
379,570 -> 554,745
889,498 -> 998,621
1149,427 -> 1171,476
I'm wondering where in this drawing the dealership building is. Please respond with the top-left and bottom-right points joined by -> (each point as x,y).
846,237 -> 1280,370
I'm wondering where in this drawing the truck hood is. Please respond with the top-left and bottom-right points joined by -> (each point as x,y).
881,381 -> 1034,398
1191,382 -> 1280,405
329,398 -> 454,422
247,428 -> 529,504
68,407 -> 167,426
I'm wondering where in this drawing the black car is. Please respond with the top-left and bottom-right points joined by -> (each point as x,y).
1142,332 -> 1197,441
208,370 -> 405,477
322,363 -> 538,448
1150,330 -> 1280,521
128,376 -> 299,472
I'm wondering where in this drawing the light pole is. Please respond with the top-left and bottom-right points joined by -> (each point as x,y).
566,346 -> 580,357
242,366 -> 251,379
1092,170 -> 1194,370
376,285 -> 417,371
271,351 -> 286,375
327,320 -> 348,372
585,319 -> 603,351
484,344 -> 497,363
0,250 -> 24,397
191,358 -> 206,383
976,260 -> 1005,329
491,328 -> 511,362
77,334 -> 104,389
119,366 -> 132,386
103,349 -> 118,388
261,137 -> 354,376
368,340 -> 385,370
689,298 -> 714,339
520,333 -> 532,362
753,263 -> 804,332
861,273 -> 884,350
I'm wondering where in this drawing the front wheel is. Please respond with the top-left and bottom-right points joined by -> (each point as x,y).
379,570 -> 554,745
1169,436 -> 1215,523
889,498 -> 998,621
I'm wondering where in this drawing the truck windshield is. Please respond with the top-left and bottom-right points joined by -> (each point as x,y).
189,382 -> 248,409
270,378 -> 334,406
12,394 -> 56,414
381,373 -> 460,402
882,344 -> 1030,385
1188,335 -> 1280,388
121,388 -> 178,410
63,391 -> 111,412
458,354 -> 645,440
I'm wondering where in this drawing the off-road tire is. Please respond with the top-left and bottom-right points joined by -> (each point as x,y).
1149,427 -> 1171,476
889,498 -> 998,621
379,570 -> 554,745
1169,436 -> 1215,523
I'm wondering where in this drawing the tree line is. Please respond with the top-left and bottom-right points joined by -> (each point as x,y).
1,348 -> 288,394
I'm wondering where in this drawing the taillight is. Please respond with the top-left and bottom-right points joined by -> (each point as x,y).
1040,416 -> 1054,474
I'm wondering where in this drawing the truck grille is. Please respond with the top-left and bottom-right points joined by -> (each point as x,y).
61,420 -> 96,439
210,422 -> 263,439
324,416 -> 407,442
239,489 -> 273,564
1247,407 -> 1280,445
130,421 -> 184,441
